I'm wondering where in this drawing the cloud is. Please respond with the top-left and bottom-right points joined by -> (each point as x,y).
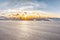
14,1 -> 47,11
0,2 -> 9,7
0,0 -> 47,11
19,6 -> 34,10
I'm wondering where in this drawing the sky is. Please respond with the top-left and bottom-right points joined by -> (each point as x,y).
0,0 -> 60,17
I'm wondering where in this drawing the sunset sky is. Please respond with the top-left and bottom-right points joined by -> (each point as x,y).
0,0 -> 60,17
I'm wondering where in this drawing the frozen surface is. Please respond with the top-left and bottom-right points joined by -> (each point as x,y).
0,21 -> 60,40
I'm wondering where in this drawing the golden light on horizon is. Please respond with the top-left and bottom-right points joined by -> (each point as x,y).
7,11 -> 58,20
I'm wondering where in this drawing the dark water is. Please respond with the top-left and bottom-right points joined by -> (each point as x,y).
0,21 -> 60,40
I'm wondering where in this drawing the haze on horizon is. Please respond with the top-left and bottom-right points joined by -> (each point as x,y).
0,0 -> 60,18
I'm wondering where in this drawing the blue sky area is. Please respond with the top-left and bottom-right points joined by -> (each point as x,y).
0,0 -> 60,17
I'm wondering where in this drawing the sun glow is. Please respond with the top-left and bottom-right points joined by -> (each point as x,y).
6,11 -> 56,20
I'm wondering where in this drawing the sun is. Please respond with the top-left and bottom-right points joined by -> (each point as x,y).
24,15 -> 27,18
9,11 -> 49,20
